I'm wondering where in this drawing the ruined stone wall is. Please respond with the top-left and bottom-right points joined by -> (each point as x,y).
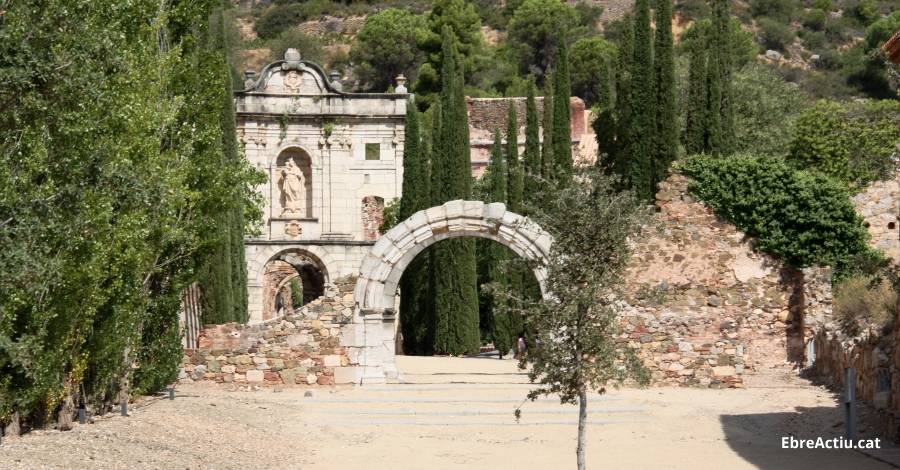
180,277 -> 357,386
852,172 -> 900,262
810,325 -> 900,440
620,173 -> 832,388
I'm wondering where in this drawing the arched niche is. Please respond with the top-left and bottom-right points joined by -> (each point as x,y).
275,148 -> 314,219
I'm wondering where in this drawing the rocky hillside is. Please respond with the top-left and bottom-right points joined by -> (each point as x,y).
226,0 -> 897,99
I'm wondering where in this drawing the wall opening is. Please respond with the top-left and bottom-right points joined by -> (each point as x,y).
262,249 -> 327,320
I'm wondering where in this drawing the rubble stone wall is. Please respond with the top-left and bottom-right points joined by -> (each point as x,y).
619,173 -> 832,388
180,277 -> 357,386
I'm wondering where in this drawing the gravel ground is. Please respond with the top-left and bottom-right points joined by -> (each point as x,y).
0,356 -> 897,470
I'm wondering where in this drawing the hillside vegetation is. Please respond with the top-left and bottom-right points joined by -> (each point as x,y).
226,0 -> 899,100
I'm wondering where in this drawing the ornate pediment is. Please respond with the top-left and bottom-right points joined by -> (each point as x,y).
241,48 -> 342,96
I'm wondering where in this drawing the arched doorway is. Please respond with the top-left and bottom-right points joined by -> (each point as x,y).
261,249 -> 328,320
346,199 -> 553,383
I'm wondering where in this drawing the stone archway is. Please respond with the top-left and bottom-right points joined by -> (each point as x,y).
347,199 -> 553,383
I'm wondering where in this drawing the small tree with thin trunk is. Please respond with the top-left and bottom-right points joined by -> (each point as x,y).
498,167 -> 649,470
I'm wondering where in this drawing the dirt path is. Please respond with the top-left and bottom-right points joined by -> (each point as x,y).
0,356 -> 896,469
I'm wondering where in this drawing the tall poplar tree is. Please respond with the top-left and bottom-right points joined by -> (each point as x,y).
684,34 -> 708,155
628,0 -> 656,200
652,0 -> 677,190
431,26 -> 480,355
506,101 -> 524,212
523,79 -> 542,205
398,105 -> 433,354
551,35 -> 573,182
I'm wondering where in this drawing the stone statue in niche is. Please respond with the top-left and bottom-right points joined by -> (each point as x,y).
277,158 -> 305,217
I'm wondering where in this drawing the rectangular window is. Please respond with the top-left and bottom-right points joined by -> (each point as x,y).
365,143 -> 380,160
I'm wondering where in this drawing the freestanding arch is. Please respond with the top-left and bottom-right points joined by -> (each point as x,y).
346,199 -> 553,384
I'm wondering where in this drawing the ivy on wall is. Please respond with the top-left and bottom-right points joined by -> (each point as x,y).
679,155 -> 878,275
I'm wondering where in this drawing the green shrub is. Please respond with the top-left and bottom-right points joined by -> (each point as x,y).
759,18 -> 795,51
865,11 -> 900,51
677,0 -> 711,20
750,0 -> 796,22
800,29 -> 826,49
812,0 -> 832,11
266,29 -> 325,66
834,275 -> 896,336
802,9 -> 828,31
679,155 -> 873,273
256,4 -> 306,40
788,99 -> 900,186
854,0 -> 879,25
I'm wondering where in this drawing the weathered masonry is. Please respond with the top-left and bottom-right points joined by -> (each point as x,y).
183,200 -> 553,385
237,48 -> 408,323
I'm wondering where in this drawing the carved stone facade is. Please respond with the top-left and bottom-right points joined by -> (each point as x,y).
237,49 -> 407,322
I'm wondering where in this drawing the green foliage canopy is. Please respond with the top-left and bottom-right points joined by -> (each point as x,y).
680,155 -> 874,273
351,9 -> 425,92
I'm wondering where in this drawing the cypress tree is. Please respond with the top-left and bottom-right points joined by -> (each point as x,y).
706,30 -> 724,156
551,35 -> 573,182
431,26 -> 480,355
712,0 -> 735,155
652,0 -> 677,191
506,101 -> 523,213
684,34 -> 708,155
399,105 -> 433,354
522,79 -> 542,205
485,129 -> 513,357
540,75 -> 554,181
628,0 -> 656,200
610,16 -> 634,180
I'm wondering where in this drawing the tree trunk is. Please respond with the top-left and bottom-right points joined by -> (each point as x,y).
577,386 -> 587,470
3,411 -> 21,439
57,389 -> 76,431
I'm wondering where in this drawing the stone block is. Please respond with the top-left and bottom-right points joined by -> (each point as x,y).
246,370 -> 264,382
221,364 -> 236,374
484,202 -> 506,221
712,366 -> 736,377
323,355 -> 342,367
286,334 -> 310,348
333,366 -> 361,384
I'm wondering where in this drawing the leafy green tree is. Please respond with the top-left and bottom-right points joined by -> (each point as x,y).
431,27 -> 481,355
570,37 -> 617,107
678,18 -> 757,71
652,0 -> 677,190
627,0 -> 656,199
351,9 -> 425,92
523,79 -> 543,203
507,0 -> 579,81
731,64 -> 809,157
497,166 -> 649,470
415,0 -> 484,107
788,99 -> 900,187
551,35 -> 573,183
0,0 -> 262,431
865,11 -> 900,51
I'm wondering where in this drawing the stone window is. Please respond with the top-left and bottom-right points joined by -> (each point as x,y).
361,196 -> 385,241
365,142 -> 380,160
